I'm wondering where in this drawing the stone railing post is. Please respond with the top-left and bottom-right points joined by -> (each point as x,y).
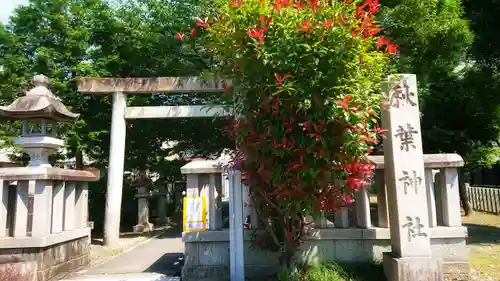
375,169 -> 389,228
181,160 -> 224,231
75,182 -> 89,229
242,184 -> 258,229
355,188 -> 371,228
222,171 -> 230,201
335,207 -> 349,228
424,168 -> 438,227
51,181 -> 65,233
32,180 -> 53,237
13,180 -> 30,237
314,212 -> 327,228
0,180 -> 8,237
438,167 -> 462,227
63,182 -> 76,231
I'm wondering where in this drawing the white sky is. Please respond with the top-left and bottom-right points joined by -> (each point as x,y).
0,0 -> 29,24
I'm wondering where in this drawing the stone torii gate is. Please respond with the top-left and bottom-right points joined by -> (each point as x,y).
77,77 -> 230,246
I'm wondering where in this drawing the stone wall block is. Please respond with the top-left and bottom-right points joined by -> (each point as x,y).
40,247 -> 56,269
183,265 -> 229,279
184,243 -> 199,268
296,240 -> 335,266
54,244 -> 67,264
366,240 -> 391,262
198,242 -> 229,266
68,240 -> 79,258
0,259 -> 36,281
0,236 -> 89,281
244,242 -> 280,266
334,240 -> 370,262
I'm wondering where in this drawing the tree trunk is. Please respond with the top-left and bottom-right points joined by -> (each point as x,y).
459,168 -> 473,216
75,149 -> 84,170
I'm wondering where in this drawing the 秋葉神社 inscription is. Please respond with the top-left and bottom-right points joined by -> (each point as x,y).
402,216 -> 428,242
390,79 -> 417,108
398,170 -> 423,195
394,123 -> 418,152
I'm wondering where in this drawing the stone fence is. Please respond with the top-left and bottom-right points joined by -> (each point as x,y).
0,169 -> 97,281
180,154 -> 468,281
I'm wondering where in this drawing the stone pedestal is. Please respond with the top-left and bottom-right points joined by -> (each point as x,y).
134,186 -> 154,233
383,252 -> 444,281
381,74 -> 444,281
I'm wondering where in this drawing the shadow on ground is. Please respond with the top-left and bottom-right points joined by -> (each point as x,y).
340,262 -> 386,281
464,223 -> 500,244
144,253 -> 184,276
143,227 -> 184,276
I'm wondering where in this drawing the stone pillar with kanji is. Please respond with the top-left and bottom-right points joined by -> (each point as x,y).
381,74 -> 444,281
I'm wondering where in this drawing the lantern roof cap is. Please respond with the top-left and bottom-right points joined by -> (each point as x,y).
0,75 -> 79,121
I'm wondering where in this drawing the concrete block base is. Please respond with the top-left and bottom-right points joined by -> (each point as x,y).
133,223 -> 154,233
182,229 -> 468,281
0,257 -> 36,281
0,236 -> 89,281
383,252 -> 444,281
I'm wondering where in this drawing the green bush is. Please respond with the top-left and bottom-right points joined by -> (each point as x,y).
182,0 -> 395,267
279,263 -> 356,281
277,262 -> 385,281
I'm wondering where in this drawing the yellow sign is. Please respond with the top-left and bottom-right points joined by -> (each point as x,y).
183,196 -> 207,232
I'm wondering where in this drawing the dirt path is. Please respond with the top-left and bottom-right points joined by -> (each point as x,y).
463,212 -> 500,281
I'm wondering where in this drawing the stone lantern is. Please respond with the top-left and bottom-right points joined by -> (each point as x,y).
0,75 -> 99,281
0,75 -> 79,167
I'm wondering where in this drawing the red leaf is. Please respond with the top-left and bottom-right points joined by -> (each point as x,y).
229,0 -> 243,8
247,27 -> 265,45
322,19 -> 334,29
377,37 -> 390,50
272,0 -> 290,12
175,33 -> 185,41
274,72 -> 292,86
341,95 -> 351,110
194,17 -> 209,29
309,0 -> 319,10
299,19 -> 309,32
294,1 -> 306,8
387,43 -> 399,55
260,15 -> 273,30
